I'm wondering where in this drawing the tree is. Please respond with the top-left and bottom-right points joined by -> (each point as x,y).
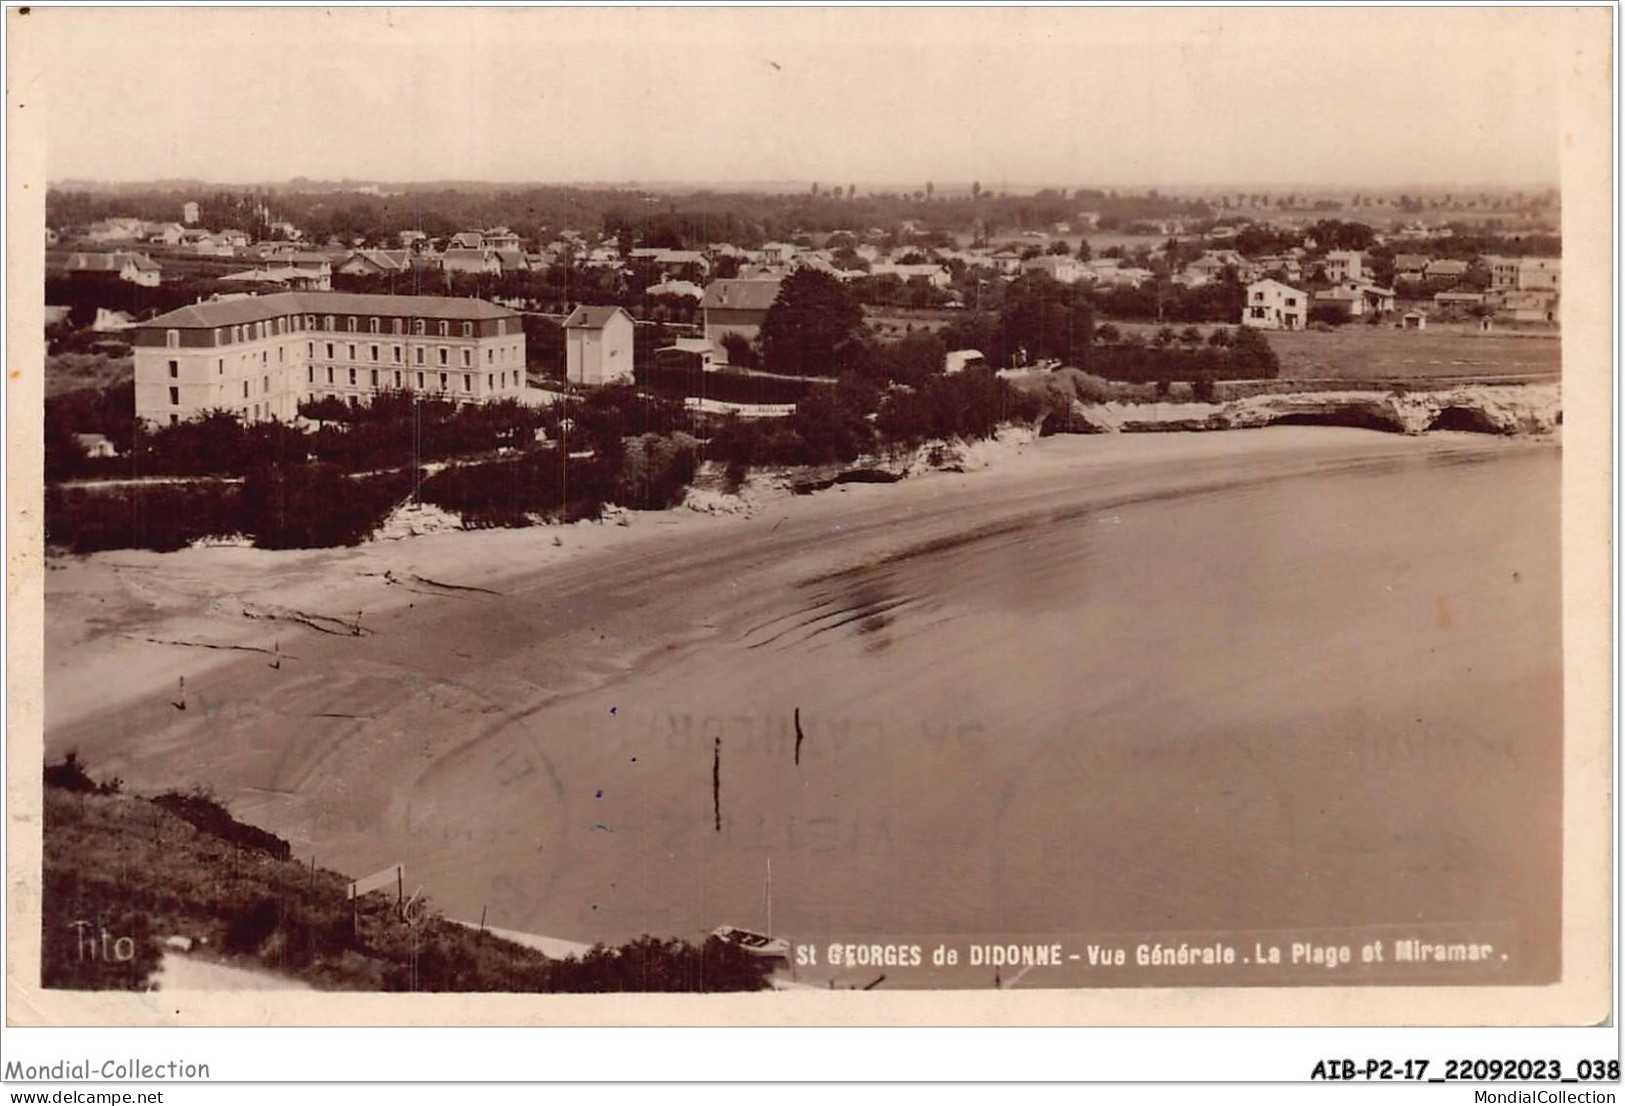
997,272 -> 1095,368
926,181 -> 934,201
719,332 -> 760,370
878,330 -> 947,387
758,268 -> 865,377
788,386 -> 873,463
1227,325 -> 1280,378
1047,240 -> 1071,255
1075,238 -> 1093,262
971,181 -> 982,201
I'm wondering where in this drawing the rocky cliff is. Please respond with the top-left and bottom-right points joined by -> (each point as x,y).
1043,383 -> 1560,437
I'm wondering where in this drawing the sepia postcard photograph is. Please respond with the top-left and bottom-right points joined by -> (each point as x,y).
3,3 -> 1614,1039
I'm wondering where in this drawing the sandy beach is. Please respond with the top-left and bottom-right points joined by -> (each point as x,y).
43,424 -> 1562,986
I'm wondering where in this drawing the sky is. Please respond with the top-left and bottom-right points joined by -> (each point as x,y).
15,6 -> 1597,190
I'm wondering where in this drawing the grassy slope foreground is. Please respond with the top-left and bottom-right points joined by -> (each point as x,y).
40,760 -> 773,993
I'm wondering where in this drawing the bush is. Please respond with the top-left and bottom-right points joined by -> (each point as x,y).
635,363 -> 824,405
152,788 -> 292,860
1308,302 -> 1352,326
703,413 -> 817,468
719,332 -> 760,370
539,935 -> 774,993
875,368 -> 1039,448
419,449 -> 612,527
1068,371 -> 1114,405
788,389 -> 875,464
614,433 -> 701,510
44,751 -> 121,794
240,464 -> 410,549
1226,325 -> 1281,378
45,480 -> 245,553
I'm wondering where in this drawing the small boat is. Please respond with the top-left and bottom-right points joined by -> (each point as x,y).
711,925 -> 790,961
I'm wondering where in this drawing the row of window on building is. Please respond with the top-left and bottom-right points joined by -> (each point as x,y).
163,340 -> 520,383
165,368 -> 521,408
306,367 -> 521,393
309,340 -> 520,368
162,313 -> 513,348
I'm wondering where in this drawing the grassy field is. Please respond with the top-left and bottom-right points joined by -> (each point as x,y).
1103,321 -> 1560,383
1264,325 -> 1559,383
46,352 -> 132,398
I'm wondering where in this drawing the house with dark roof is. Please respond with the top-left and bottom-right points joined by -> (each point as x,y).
441,248 -> 500,276
335,250 -> 412,278
493,249 -> 530,275
1392,253 -> 1431,280
698,279 -> 782,361
50,251 -> 162,287
562,305 -> 635,386
1424,259 -> 1469,280
220,266 -> 330,291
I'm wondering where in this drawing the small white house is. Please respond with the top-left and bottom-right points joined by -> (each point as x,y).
1322,250 -> 1364,283
1241,279 -> 1308,330
563,305 -> 636,386
944,349 -> 986,374
74,433 -> 118,458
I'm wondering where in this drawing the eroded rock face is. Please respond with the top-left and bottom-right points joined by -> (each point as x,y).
1050,384 -> 1560,438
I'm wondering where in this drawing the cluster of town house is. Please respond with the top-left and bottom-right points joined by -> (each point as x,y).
80,195 -> 1564,423
1239,247 -> 1560,330
57,202 -> 1561,327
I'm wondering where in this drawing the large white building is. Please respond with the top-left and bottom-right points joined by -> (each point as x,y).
132,292 -> 527,426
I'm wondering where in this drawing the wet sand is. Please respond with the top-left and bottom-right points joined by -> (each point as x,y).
44,427 -> 1562,986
